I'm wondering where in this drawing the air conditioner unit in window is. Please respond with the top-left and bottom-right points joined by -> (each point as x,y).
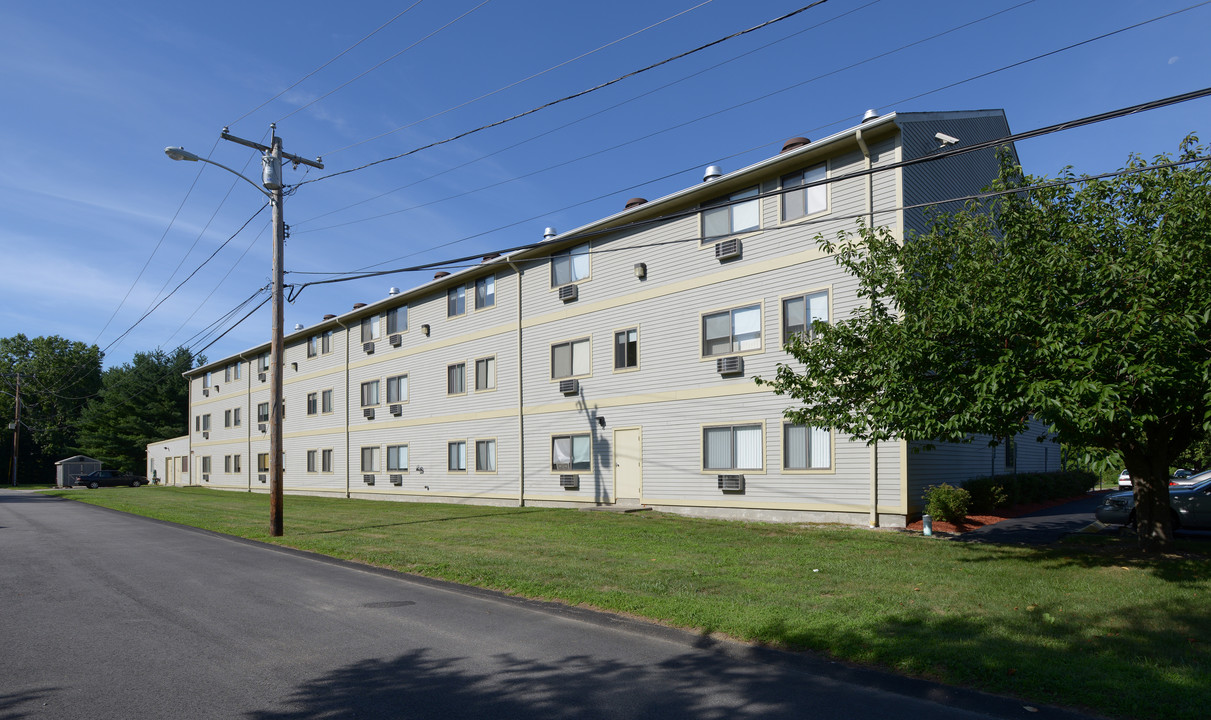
202,431 -> 209,440
716,356 -> 744,375
258,423 -> 267,433
363,341 -> 375,354
258,372 -> 267,382
258,473 -> 267,483
718,474 -> 745,492
214,385 -> 219,393
363,408 -> 375,420
202,388 -> 209,397
558,284 -> 578,302
559,378 -> 579,395
389,404 -> 402,416
714,238 -> 741,261
202,474 -> 210,482
363,474 -> 375,485
559,474 -> 579,489
389,474 -> 403,486
389,333 -> 402,347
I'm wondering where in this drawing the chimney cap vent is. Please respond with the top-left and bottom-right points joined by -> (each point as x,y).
323,314 -> 336,320
703,165 -> 723,182
781,137 -> 810,153
388,287 -> 400,296
624,197 -> 648,209
862,108 -> 879,122
352,302 -> 367,309
433,271 -> 450,279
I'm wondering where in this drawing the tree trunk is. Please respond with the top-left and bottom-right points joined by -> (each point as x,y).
1130,454 -> 1174,550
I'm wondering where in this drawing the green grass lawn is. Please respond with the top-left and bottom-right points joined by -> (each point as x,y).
44,486 -> 1209,720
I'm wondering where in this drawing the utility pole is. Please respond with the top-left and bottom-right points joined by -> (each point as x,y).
9,373 -> 19,487
219,125 -> 323,537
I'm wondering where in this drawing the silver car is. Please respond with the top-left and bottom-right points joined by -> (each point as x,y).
1096,477 -> 1211,530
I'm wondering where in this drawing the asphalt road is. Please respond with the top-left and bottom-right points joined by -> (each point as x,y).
0,492 -> 1099,720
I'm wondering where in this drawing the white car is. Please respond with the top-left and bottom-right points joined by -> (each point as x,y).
1117,469 -> 1132,490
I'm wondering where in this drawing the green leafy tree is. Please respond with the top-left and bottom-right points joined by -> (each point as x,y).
0,335 -> 104,483
758,137 -> 1211,550
75,347 -> 195,474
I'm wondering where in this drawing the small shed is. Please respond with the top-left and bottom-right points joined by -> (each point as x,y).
55,455 -> 102,487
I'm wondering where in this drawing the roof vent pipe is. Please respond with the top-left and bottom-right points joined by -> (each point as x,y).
862,108 -> 879,123
352,303 -> 367,309
543,227 -> 557,240
433,271 -> 450,279
293,323 -> 304,331
703,165 -> 722,182
780,137 -> 810,153
481,253 -> 500,263
323,314 -> 336,320
388,287 -> 400,296
624,197 -> 647,209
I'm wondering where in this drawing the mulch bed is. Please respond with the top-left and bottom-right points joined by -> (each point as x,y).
904,490 -> 1112,535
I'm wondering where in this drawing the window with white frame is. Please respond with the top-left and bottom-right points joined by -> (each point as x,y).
361,380 -> 380,407
550,243 -> 589,287
232,454 -> 241,473
306,450 -> 318,473
701,186 -> 759,241
475,439 -> 496,472
387,306 -> 407,334
447,363 -> 466,395
321,389 -> 334,414
614,328 -> 637,370
781,164 -> 828,221
782,291 -> 829,344
783,424 -> 831,470
257,403 -> 269,423
361,315 -> 380,342
551,338 -> 590,379
321,330 -> 333,354
224,409 -> 232,428
475,357 -> 495,391
233,362 -> 242,379
387,444 -> 409,472
233,407 -> 241,427
702,304 -> 761,356
448,441 -> 467,472
257,353 -> 269,372
447,286 -> 466,317
552,434 -> 591,472
387,374 -> 408,403
321,449 -> 333,473
306,392 -> 318,415
361,446 -> 380,473
224,455 -> 232,473
201,414 -> 211,431
475,275 -> 495,309
703,424 -> 763,471
224,365 -> 232,382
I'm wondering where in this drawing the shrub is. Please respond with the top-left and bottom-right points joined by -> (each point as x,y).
963,477 -> 1009,513
962,470 -> 1097,509
924,483 -> 971,524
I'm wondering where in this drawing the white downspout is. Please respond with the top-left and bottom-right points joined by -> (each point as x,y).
508,260 -> 526,507
856,126 -> 879,529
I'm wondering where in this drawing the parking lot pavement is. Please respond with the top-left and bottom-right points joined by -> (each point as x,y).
954,494 -> 1108,545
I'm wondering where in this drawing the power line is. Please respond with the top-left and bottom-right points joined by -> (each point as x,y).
228,1 -> 426,128
293,1 -> 832,188
276,0 -> 497,124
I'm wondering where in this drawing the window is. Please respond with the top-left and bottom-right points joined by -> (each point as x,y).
361,315 -> 380,342
233,407 -> 241,427
783,424 -> 831,470
306,450 -> 317,473
475,439 -> 497,472
447,286 -> 466,317
552,434 -> 591,472
194,415 -> 200,432
387,374 -> 408,403
257,353 -> 269,372
360,380 -> 380,407
447,363 -> 466,395
202,456 -> 211,473
703,424 -> 763,471
224,365 -> 232,382
475,275 -> 495,309
203,372 -> 211,388
321,449 -> 333,473
614,328 -> 638,370
233,362 -> 242,380
387,445 -> 409,472
257,402 -> 269,423
360,446 -> 380,473
201,414 -> 211,431
702,304 -> 761,356
321,389 -> 334,414
307,335 -> 318,357
387,306 -> 407,334
181,457 -> 188,472
257,453 -> 269,473
321,331 -> 332,354
233,454 -> 241,473
550,243 -> 590,287
448,441 -> 467,472
702,186 -> 759,241
782,291 -> 829,344
781,163 -> 828,221
1005,437 -> 1017,468
306,392 -> 318,416
224,455 -> 232,473
224,409 -> 232,428
551,338 -> 590,379
475,357 -> 495,391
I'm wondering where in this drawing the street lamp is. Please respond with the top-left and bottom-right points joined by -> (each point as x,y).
165,127 -> 321,536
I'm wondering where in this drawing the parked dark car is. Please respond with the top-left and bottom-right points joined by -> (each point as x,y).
75,470 -> 147,489
1095,477 -> 1211,530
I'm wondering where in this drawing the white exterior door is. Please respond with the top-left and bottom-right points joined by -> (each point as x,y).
613,428 -> 642,502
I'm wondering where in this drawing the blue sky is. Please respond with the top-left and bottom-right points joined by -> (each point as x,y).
2,0 -> 1208,369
